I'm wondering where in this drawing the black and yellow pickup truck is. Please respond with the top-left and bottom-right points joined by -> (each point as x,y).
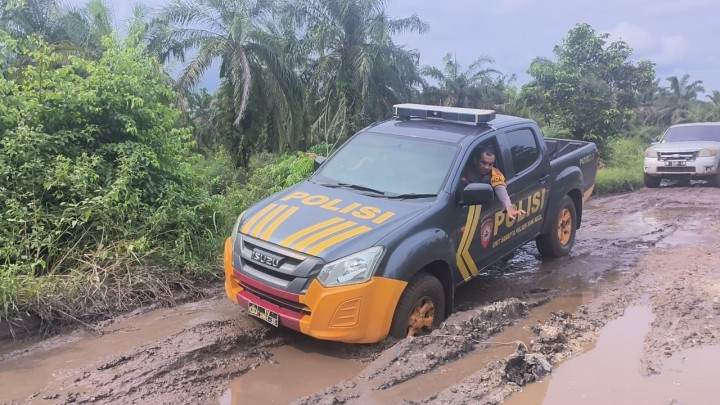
223,104 -> 599,343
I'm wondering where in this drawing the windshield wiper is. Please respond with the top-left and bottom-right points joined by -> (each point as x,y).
318,182 -> 387,195
386,193 -> 437,200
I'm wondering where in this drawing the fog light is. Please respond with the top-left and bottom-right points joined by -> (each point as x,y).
707,166 -> 714,172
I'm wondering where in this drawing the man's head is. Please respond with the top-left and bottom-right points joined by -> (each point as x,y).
475,148 -> 496,175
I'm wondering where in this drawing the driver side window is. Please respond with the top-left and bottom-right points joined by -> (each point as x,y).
460,138 -> 505,187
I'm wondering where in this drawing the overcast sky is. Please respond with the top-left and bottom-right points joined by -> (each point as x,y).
74,0 -> 720,95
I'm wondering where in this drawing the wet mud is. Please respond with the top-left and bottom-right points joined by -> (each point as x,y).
1,186 -> 720,404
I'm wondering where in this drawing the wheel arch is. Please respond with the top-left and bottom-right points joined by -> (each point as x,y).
567,188 -> 583,228
417,260 -> 454,319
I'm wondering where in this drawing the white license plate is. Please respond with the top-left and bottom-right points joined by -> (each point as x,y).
666,160 -> 686,166
248,303 -> 279,327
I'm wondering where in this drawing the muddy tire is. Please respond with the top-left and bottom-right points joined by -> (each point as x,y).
644,174 -> 661,188
535,195 -> 576,258
389,273 -> 445,339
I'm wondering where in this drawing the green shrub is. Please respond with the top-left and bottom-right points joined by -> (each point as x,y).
0,35 -> 223,323
594,137 -> 646,194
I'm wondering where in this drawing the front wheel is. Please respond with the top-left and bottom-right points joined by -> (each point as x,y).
389,273 -> 445,339
536,195 -> 577,258
644,174 -> 661,188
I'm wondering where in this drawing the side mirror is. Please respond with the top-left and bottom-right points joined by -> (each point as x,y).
314,156 -> 327,171
462,183 -> 495,206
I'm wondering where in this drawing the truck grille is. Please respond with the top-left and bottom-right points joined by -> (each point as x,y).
658,151 -> 697,161
657,166 -> 696,173
234,234 -> 324,295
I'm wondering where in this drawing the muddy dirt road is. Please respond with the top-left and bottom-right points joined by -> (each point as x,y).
2,186 -> 719,404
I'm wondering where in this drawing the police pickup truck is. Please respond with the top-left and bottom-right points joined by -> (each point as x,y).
223,104 -> 599,343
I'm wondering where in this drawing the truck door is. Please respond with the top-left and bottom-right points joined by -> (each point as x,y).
495,126 -> 550,245
454,136 -> 518,284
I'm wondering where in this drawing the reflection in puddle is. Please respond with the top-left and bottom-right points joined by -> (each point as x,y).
505,305 -> 720,405
220,340 -> 365,404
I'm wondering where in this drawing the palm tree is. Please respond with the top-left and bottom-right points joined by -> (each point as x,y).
153,0 -> 303,140
290,0 -> 428,141
658,74 -> 705,125
420,52 -> 502,108
707,90 -> 720,106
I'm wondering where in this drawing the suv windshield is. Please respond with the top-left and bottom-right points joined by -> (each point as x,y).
663,125 -> 720,142
314,132 -> 458,196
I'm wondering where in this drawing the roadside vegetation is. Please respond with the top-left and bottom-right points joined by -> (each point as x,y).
2,0 -> 719,329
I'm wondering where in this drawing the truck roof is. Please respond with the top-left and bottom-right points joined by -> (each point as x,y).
365,113 -> 535,145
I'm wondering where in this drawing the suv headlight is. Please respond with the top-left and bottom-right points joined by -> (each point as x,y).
698,148 -> 717,157
317,246 -> 384,287
231,211 -> 244,244
644,148 -> 657,158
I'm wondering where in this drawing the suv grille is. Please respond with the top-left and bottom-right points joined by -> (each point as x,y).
234,234 -> 324,296
658,151 -> 697,161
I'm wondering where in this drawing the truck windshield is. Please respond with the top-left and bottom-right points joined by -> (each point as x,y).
663,125 -> 720,142
313,132 -> 458,197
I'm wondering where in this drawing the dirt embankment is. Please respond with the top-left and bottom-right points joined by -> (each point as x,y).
1,186 -> 719,405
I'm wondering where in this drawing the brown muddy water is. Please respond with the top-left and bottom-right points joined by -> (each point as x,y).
219,340 -> 366,404
505,304 -> 720,405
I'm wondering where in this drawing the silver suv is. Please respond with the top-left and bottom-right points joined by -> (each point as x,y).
643,122 -> 720,187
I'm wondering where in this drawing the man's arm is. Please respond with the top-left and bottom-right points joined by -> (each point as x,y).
495,185 -> 526,219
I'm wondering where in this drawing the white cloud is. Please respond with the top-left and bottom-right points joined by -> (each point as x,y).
606,23 -> 688,64
606,22 -> 654,53
653,35 -> 688,64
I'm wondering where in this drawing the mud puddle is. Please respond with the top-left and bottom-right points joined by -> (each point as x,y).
506,304 -> 720,404
220,339 -> 367,404
356,289 -> 601,405
0,298 -> 255,403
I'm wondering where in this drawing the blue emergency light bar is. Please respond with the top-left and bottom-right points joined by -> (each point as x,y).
393,103 -> 496,125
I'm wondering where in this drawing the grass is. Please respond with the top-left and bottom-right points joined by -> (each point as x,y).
594,164 -> 645,195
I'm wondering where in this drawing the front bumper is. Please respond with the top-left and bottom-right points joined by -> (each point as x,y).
223,237 -> 406,343
644,157 -> 719,177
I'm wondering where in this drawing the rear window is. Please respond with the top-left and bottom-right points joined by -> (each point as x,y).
663,125 -> 720,142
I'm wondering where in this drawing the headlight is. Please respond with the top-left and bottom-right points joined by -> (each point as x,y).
230,211 -> 244,244
644,148 -> 657,158
698,148 -> 717,157
317,246 -> 384,287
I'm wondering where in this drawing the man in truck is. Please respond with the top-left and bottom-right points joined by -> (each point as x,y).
461,147 -> 526,220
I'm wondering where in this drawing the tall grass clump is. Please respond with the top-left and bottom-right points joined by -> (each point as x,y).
595,137 -> 647,194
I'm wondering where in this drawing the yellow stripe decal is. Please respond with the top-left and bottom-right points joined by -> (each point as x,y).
261,206 -> 299,241
455,207 -> 475,280
456,205 -> 482,280
463,206 -> 482,276
241,204 -> 277,234
292,221 -> 356,251
250,204 -> 288,238
306,226 -> 372,256
279,217 -> 344,248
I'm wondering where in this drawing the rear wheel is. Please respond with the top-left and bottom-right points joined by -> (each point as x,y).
536,195 -> 577,258
644,174 -> 661,188
389,273 -> 445,339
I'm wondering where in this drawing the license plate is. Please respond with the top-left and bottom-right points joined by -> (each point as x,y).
247,303 -> 279,327
666,160 -> 686,166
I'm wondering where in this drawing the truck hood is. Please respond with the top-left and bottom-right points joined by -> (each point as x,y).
237,181 -> 431,260
652,141 -> 720,152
